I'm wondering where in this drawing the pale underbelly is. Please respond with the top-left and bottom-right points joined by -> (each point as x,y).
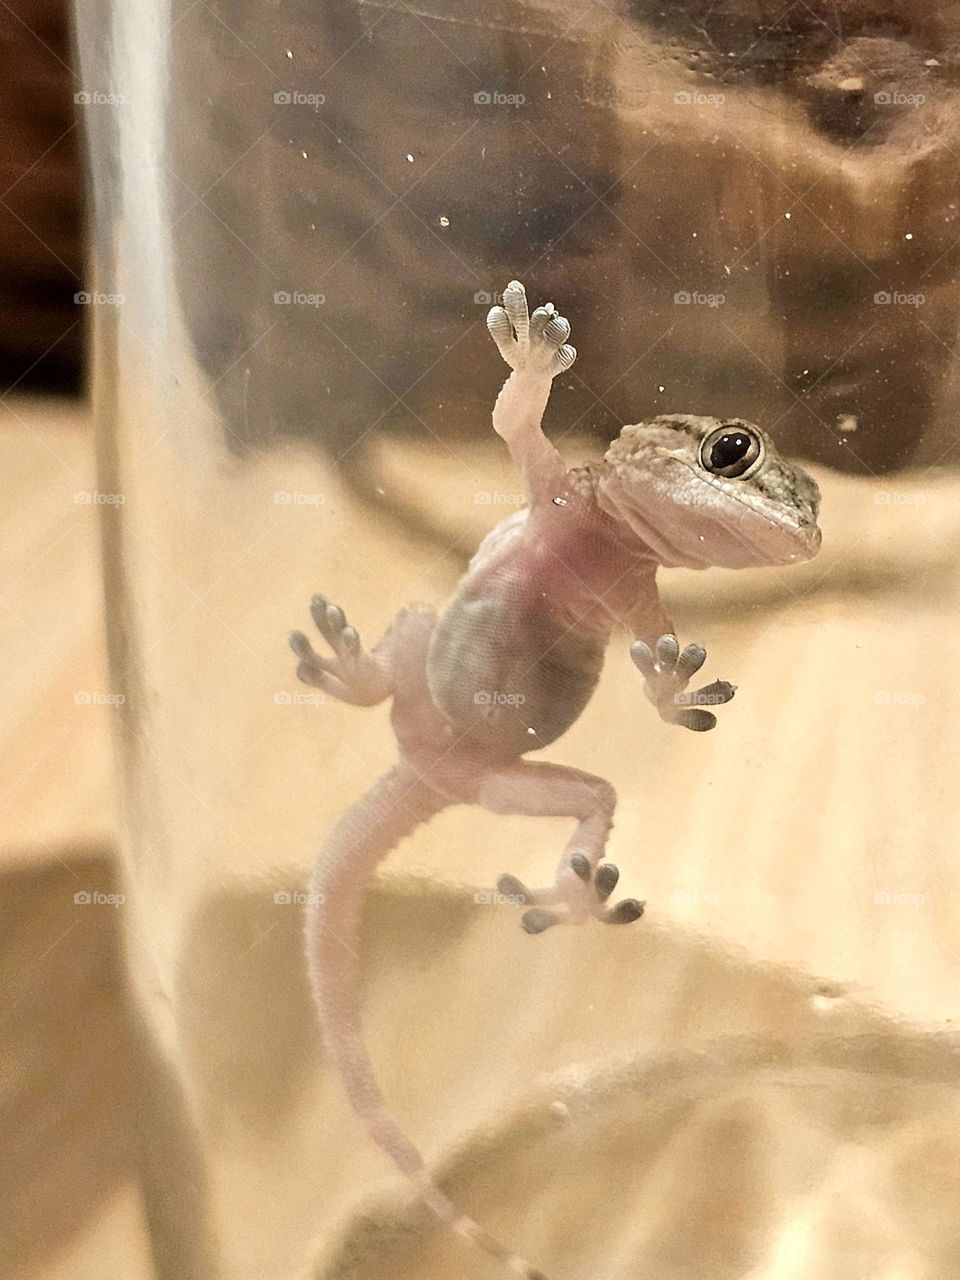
426,589 -> 607,760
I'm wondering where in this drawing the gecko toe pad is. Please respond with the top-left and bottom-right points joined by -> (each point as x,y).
565,858 -> 643,926
486,280 -> 577,376
594,862 -> 620,901
497,873 -> 529,901
494,860 -> 644,931
569,853 -> 591,881
522,907 -> 563,934
605,898 -> 645,925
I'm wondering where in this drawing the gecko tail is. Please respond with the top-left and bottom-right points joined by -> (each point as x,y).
366,1113 -> 549,1280
306,765 -> 548,1280
416,1176 -> 549,1279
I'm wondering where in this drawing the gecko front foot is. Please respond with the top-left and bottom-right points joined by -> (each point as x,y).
630,634 -> 735,732
289,595 -> 390,706
497,860 -> 644,934
486,280 -> 576,378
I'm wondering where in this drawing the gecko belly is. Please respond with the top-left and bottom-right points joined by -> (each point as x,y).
426,589 -> 606,759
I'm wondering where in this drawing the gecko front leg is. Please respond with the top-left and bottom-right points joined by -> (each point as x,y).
630,634 -> 736,732
485,280 -> 576,501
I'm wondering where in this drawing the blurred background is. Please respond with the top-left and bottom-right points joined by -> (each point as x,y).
0,5 -> 137,1279
0,0 -> 82,392
5,2 -> 960,1279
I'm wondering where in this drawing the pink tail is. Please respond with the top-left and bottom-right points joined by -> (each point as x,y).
305,765 -> 548,1279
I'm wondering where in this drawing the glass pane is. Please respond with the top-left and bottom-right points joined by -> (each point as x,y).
74,2 -> 960,1276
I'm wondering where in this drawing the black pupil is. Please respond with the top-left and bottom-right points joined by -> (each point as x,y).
710,433 -> 751,469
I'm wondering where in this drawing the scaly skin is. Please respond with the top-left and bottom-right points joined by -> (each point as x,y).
290,280 -> 822,1278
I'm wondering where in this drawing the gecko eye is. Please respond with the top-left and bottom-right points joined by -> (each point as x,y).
699,425 -> 763,478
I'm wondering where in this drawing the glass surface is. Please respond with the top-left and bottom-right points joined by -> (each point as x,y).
75,2 -> 960,1277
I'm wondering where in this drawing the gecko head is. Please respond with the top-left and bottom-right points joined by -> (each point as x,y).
596,415 -> 822,569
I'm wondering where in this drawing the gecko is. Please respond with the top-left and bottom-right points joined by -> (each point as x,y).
289,280 -> 822,1279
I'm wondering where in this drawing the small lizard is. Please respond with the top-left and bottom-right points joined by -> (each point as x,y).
290,281 -> 821,1278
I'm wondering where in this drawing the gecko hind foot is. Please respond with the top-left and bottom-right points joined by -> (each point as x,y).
497,862 -> 645,933
568,855 -> 645,927
289,594 -> 389,706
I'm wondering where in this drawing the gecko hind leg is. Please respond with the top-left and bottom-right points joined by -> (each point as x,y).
289,594 -> 392,706
478,762 -> 644,932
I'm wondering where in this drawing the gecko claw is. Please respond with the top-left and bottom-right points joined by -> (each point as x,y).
694,679 -> 736,703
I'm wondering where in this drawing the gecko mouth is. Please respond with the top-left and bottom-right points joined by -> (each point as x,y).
598,458 -> 821,569
677,457 -> 821,560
